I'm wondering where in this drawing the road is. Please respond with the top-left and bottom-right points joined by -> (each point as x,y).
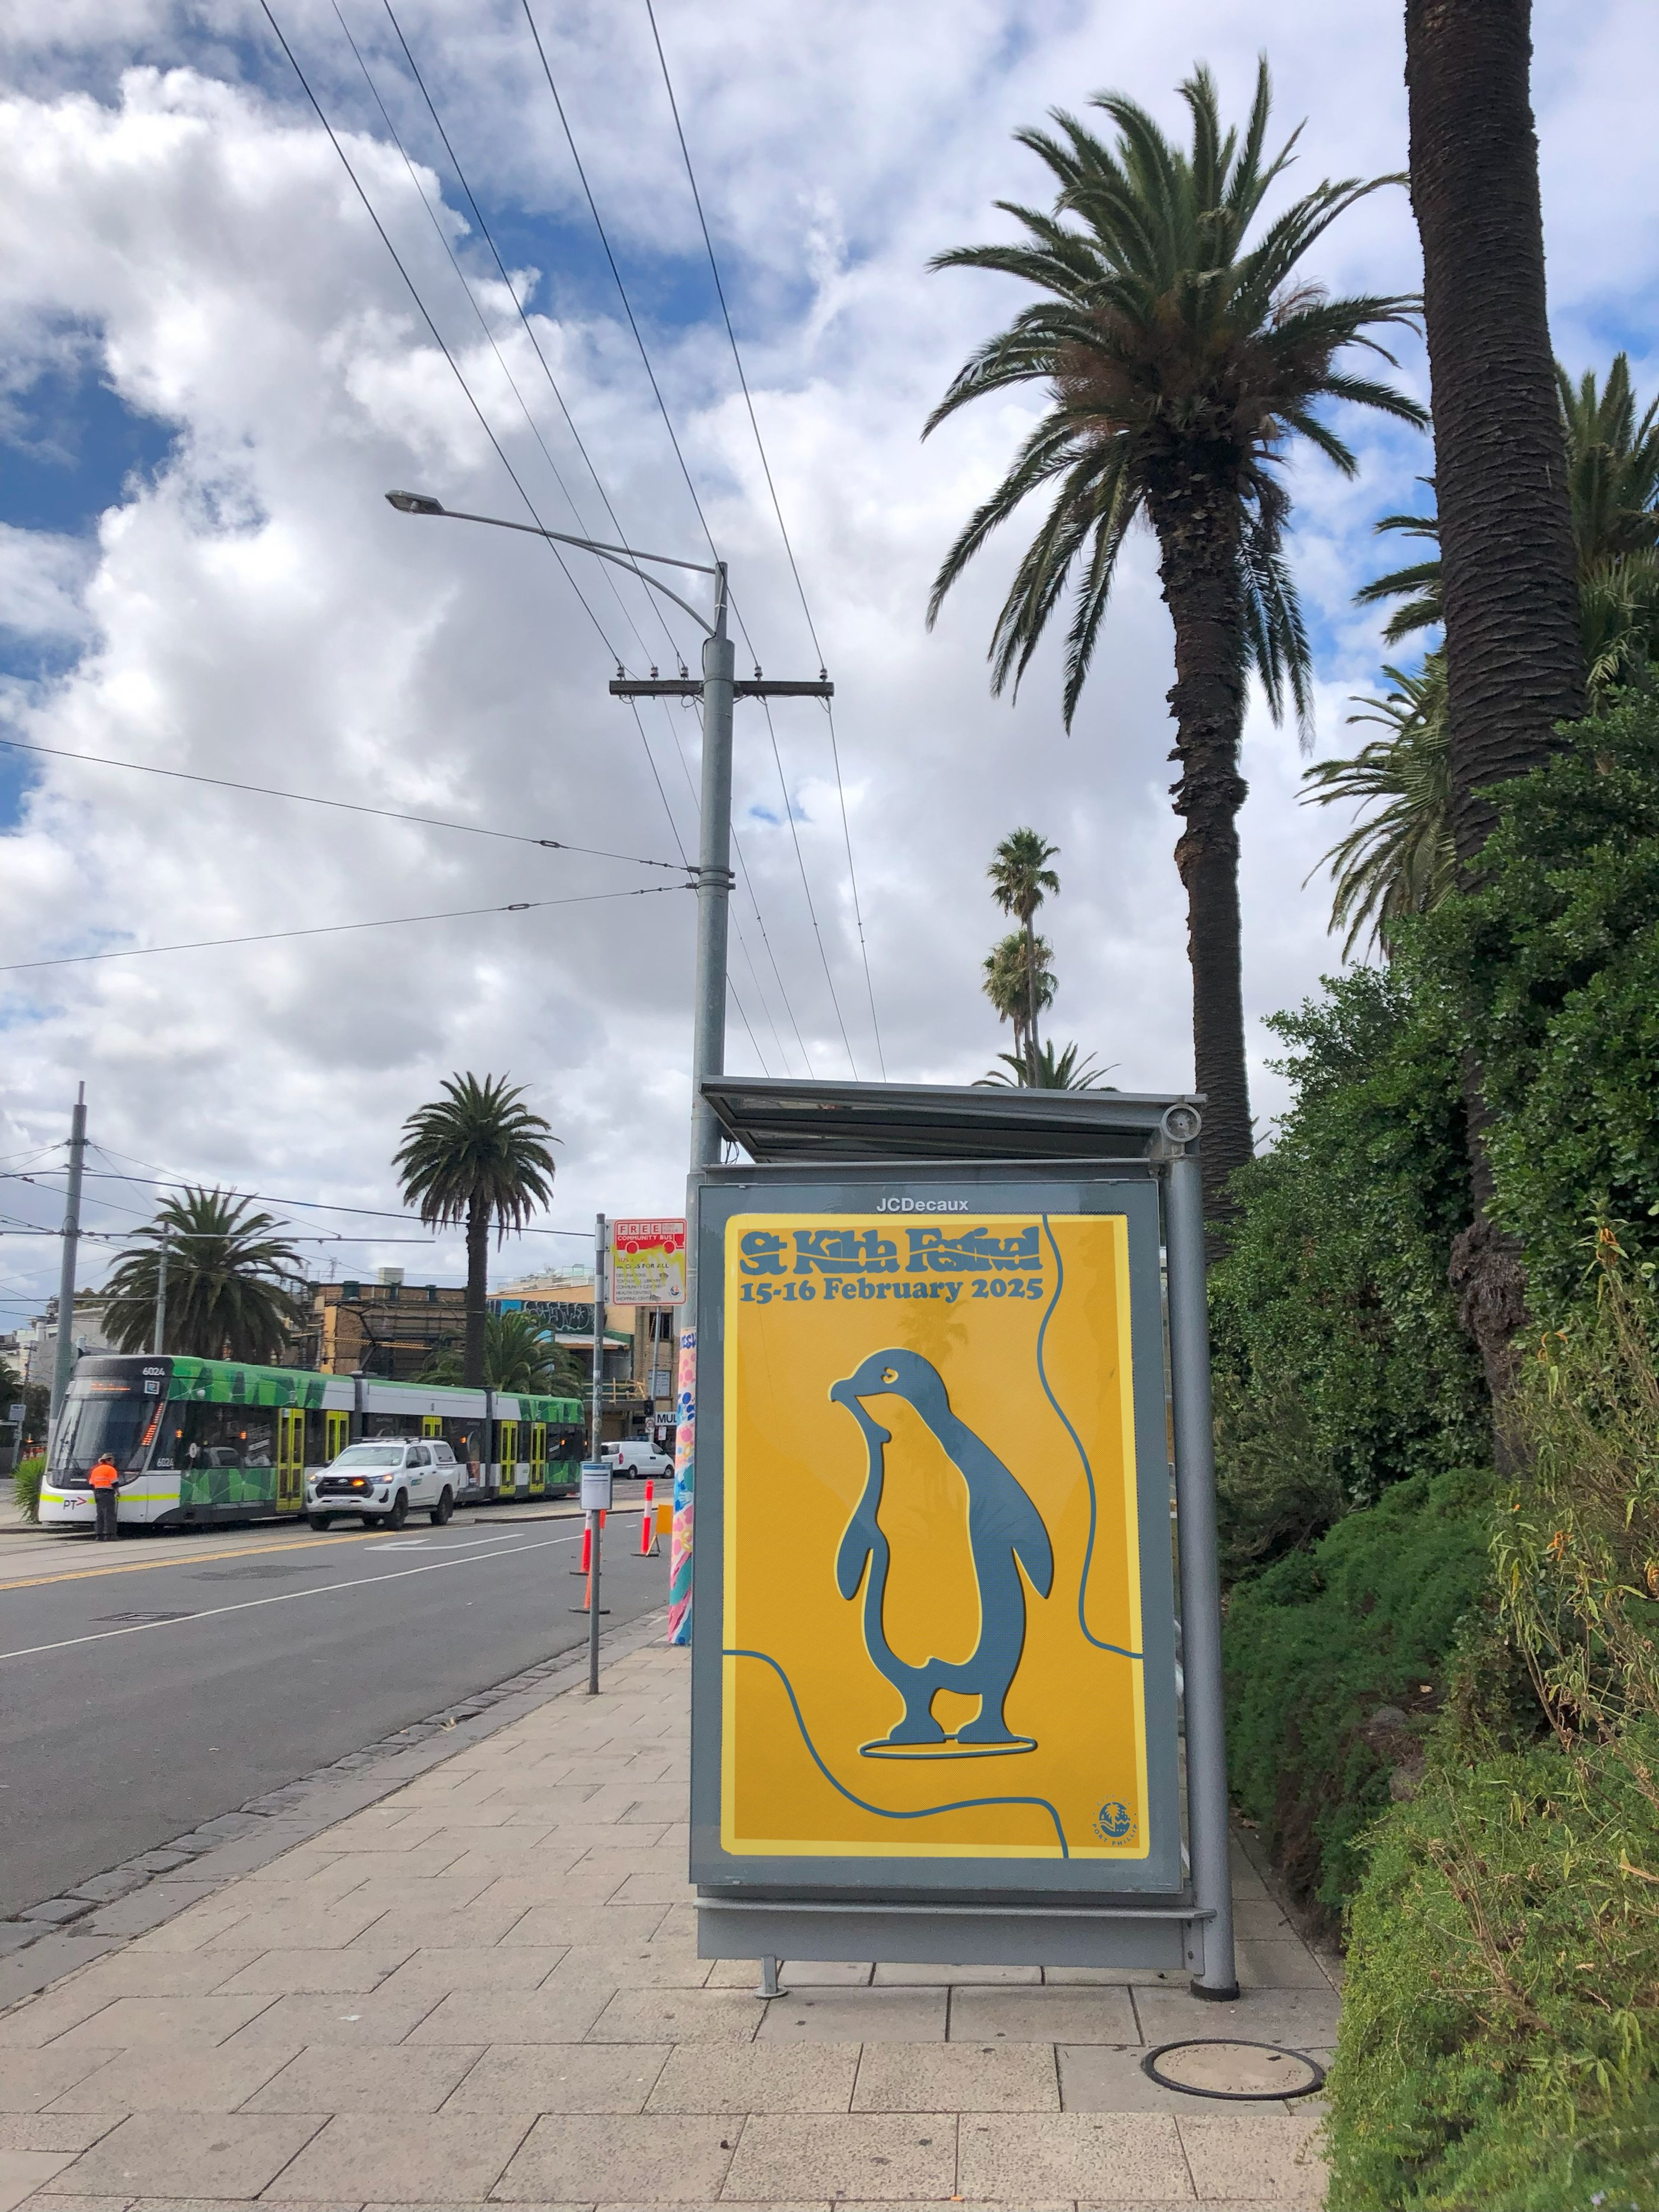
0,1504 -> 668,1919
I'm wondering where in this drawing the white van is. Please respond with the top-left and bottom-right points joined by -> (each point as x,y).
306,1439 -> 458,1529
602,1438 -> 674,1481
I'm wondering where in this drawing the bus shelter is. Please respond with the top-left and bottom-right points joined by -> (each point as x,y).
686,1078 -> 1237,1999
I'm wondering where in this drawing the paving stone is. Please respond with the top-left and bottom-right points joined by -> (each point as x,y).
51,1997 -> 278,2051
1058,2042 -> 1266,2115
0,1938 -> 122,2012
210,1948 -> 418,1996
194,1903 -> 390,1955
442,2043 -> 669,2114
218,1995 -> 440,2050
768,1960 -> 875,1989
127,1906 -> 254,1956
723,2112 -> 956,2202
0,2145 -> 79,2207
370,1946 -> 567,1998
1131,1984 -> 1341,2051
1233,1940 -> 1338,1992
406,1984 -> 612,2046
947,1986 -> 1138,2044
852,2040 -> 1060,2112
956,2111 -> 1192,2200
499,1903 -> 668,1949
869,1961 -> 1042,1986
1176,2111 -> 1326,2203
492,2113 -> 734,2203
47,2042 -> 300,2113
268,2112 -> 531,2203
645,2043 -> 858,2113
543,1943 -> 711,1990
0,2047 -> 122,2113
74,1890 -> 226,1943
758,1986 -> 946,2044
243,2043 -> 483,2114
0,1989 -> 125,2052
0,2115 -> 122,2153
584,1989 -> 762,2046
46,2110 -> 326,2199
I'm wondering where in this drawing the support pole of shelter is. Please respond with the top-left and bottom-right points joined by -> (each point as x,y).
591,1213 -> 607,1460
152,1228 -> 169,1357
48,1083 -> 87,1438
1164,1139 -> 1239,2001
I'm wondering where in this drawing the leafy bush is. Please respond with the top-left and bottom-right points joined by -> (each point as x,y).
10,1454 -> 44,1523
1223,1465 -> 1494,1923
1417,688 -> 1659,1313
1212,966 -> 1486,1519
1330,1248 -> 1659,2207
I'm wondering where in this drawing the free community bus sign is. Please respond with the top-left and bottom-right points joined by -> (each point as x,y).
608,1219 -> 687,1307
689,1167 -> 1184,1936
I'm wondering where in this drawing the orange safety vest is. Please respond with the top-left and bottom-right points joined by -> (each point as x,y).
89,1458 -> 119,1490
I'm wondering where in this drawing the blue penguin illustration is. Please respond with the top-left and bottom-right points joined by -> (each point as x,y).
830,1347 -> 1053,1755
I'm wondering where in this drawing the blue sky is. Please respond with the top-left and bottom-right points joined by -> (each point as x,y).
0,0 -> 1655,1319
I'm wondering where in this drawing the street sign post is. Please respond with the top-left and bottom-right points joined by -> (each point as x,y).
685,1077 -> 1236,1998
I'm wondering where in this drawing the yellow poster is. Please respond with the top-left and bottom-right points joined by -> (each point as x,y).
721,1211 -> 1149,1863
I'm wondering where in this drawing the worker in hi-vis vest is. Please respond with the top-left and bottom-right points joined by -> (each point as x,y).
88,1452 -> 120,1541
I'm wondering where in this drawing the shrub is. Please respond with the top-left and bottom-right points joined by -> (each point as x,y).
1211,966 -> 1486,1519
11,1453 -> 44,1524
1223,1465 -> 1494,1923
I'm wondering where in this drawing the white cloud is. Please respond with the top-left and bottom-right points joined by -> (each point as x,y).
0,1 -> 1650,1314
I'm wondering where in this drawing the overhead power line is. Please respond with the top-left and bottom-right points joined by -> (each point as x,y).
644,0 -> 885,1077
0,736 -> 689,871
0,883 -> 686,974
257,0 -> 622,660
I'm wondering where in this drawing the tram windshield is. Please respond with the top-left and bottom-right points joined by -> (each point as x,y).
50,1377 -> 163,1480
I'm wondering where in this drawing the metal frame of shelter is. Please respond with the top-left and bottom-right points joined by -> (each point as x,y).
686,1077 -> 1237,2001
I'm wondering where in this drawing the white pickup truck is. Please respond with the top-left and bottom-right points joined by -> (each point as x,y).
601,1439 -> 673,1480
307,1439 -> 459,1528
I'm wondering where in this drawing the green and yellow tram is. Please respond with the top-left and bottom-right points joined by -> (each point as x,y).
39,1354 -> 585,1534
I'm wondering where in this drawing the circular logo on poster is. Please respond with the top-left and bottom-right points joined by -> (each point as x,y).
1093,1800 -> 1135,1842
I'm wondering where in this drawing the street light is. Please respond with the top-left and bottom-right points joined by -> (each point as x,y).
386,486 -> 833,1649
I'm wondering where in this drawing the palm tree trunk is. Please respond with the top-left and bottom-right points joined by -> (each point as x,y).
464,1198 -> 489,1389
1406,0 -> 1583,863
1023,915 -> 1039,1082
1145,461 -> 1253,1236
1406,0 -> 1585,1417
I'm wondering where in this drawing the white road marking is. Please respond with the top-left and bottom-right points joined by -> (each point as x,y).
0,1531 -> 588,1662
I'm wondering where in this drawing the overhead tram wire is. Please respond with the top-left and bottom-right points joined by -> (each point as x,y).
0,883 -> 686,975
0,737 -> 688,873
760,694 -> 857,1074
375,0 -> 685,673
334,3 -> 677,678
643,0 -> 885,1076
257,0 -> 621,664
518,3 -> 833,1073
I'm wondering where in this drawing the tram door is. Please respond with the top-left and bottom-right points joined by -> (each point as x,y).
530,1423 -> 546,1497
324,1410 -> 349,1465
276,1409 -> 305,1512
498,1421 -> 519,1499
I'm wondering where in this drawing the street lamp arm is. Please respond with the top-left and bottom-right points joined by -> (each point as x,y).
385,492 -> 717,635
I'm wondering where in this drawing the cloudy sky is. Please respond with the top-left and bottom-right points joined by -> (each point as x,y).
0,0 -> 1654,1320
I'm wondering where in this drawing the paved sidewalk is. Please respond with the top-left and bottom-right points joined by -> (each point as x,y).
0,1636 -> 1335,2211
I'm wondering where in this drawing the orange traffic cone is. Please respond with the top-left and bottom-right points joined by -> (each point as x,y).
570,1519 -> 591,1577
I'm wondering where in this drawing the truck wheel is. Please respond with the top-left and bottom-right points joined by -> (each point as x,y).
430,1485 -> 454,1526
308,1513 -> 333,1532
388,1491 -> 409,1529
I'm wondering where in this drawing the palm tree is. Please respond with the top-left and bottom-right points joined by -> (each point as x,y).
1301,657 -> 1454,957
1356,357 -> 1659,665
986,830 -> 1060,1079
101,1190 -> 306,1361
394,1074 -> 559,1388
982,930 -> 1055,1068
421,1309 -> 582,1395
926,60 -> 1424,1221
1405,0 -> 1585,877
978,1040 -> 1117,1090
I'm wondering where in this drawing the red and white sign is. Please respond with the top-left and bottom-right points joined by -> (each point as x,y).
608,1218 -> 687,1307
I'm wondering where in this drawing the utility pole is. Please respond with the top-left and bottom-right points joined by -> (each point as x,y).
48,1084 -> 88,1437
152,1228 -> 170,1357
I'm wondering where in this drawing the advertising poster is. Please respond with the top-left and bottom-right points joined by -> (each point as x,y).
609,1218 -> 687,1307
719,1208 -> 1156,1868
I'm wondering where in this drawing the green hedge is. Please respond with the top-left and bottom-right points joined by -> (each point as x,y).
1330,1732 -> 1659,2210
1223,1466 -> 1493,1922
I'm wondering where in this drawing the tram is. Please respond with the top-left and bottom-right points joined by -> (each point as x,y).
38,1353 -> 585,1534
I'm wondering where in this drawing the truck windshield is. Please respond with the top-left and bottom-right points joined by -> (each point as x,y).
50,1380 -> 163,1479
330,1444 -> 404,1468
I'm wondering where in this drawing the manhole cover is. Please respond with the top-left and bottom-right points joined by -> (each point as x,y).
1142,2039 -> 1325,2101
95,1610 -> 197,1625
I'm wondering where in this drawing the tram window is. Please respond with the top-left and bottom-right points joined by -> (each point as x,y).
151,1402 -> 277,1469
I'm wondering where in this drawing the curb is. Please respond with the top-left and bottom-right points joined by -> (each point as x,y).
0,1603 -> 672,2014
